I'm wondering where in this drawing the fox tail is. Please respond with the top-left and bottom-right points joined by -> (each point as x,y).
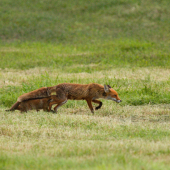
6,101 -> 21,111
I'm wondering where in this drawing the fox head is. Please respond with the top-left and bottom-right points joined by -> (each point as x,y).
103,85 -> 122,103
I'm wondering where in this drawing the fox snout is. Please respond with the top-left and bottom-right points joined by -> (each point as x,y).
108,97 -> 122,103
104,85 -> 122,103
116,99 -> 122,103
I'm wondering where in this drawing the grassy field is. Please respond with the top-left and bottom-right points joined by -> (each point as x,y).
0,0 -> 170,169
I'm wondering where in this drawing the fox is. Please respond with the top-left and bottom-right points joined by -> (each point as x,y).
6,86 -> 56,111
49,83 -> 122,114
14,95 -> 60,113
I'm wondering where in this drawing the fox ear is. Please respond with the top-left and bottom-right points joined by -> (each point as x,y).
107,85 -> 111,88
104,84 -> 110,93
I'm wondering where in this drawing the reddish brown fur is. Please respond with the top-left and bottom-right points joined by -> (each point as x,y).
7,83 -> 121,114
7,86 -> 56,111
15,95 -> 60,113
50,83 -> 121,114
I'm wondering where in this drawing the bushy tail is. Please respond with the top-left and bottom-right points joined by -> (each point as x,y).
5,101 -> 20,111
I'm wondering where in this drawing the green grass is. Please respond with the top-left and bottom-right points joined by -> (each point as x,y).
1,70 -> 170,107
0,40 -> 170,70
1,0 -> 170,169
0,68 -> 170,170
0,111 -> 170,170
1,0 -> 170,43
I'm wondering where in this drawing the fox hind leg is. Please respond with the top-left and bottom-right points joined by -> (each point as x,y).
53,99 -> 67,113
48,100 -> 58,112
52,88 -> 68,113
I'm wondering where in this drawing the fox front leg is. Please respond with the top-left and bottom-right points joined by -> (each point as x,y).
92,99 -> 102,110
86,99 -> 94,114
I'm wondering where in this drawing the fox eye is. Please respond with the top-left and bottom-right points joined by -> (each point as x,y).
113,95 -> 116,97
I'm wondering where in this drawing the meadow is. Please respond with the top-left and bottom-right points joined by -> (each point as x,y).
0,0 -> 170,169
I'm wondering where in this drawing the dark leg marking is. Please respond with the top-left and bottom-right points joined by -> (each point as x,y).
92,100 -> 102,110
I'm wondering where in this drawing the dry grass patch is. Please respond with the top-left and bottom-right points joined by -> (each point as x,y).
1,67 -> 170,88
0,103 -> 170,169
0,66 -> 170,169
0,108 -> 170,158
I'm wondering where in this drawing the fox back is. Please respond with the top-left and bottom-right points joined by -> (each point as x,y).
56,83 -> 121,102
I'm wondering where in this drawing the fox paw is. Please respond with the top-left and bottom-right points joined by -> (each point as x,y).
50,110 -> 57,114
95,106 -> 101,110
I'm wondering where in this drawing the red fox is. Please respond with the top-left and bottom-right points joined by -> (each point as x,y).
7,83 -> 121,114
49,83 -> 122,114
6,87 -> 56,111
14,95 -> 60,113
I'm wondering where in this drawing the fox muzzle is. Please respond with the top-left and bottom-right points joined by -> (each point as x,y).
116,100 -> 122,103
106,96 -> 122,103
